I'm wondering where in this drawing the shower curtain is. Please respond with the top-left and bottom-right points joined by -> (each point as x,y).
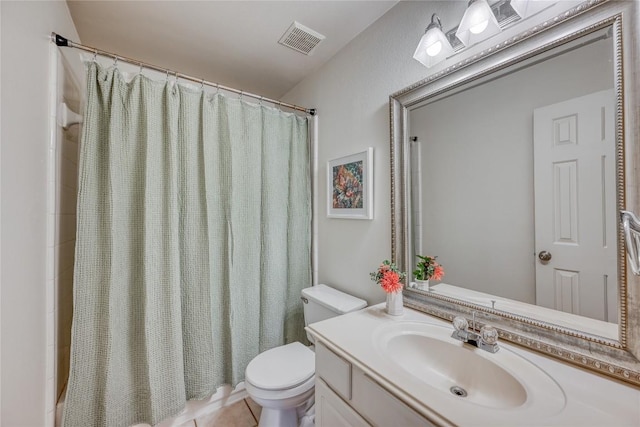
62,62 -> 311,427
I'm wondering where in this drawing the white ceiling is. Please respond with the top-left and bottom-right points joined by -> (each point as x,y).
66,1 -> 398,99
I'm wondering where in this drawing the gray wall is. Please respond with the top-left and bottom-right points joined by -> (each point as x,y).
1,2 -> 81,425
283,1 -> 584,304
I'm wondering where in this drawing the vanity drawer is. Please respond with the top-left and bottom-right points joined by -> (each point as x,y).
316,342 -> 352,400
351,365 -> 435,427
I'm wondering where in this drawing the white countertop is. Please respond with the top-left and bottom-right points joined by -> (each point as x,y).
307,304 -> 640,426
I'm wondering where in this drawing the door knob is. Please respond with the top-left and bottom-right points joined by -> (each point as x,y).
538,251 -> 552,262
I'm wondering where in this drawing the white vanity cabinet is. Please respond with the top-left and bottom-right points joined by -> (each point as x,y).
315,342 -> 436,427
309,305 -> 640,426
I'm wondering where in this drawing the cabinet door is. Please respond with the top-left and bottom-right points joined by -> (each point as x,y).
352,366 -> 436,427
316,378 -> 370,427
316,342 -> 352,400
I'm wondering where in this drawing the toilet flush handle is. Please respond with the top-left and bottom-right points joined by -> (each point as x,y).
301,296 -> 309,304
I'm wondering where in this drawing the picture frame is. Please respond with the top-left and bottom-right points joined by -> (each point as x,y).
327,148 -> 373,219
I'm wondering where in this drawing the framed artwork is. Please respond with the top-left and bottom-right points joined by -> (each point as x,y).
327,148 -> 373,219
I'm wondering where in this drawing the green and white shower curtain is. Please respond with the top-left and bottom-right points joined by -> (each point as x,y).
63,62 -> 311,426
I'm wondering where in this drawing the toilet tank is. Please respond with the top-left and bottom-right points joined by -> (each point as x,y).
301,284 -> 367,343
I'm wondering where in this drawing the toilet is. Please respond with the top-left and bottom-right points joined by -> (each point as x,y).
244,284 -> 367,427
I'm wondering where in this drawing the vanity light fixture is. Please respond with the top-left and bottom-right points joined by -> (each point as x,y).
455,0 -> 501,47
414,0 -> 557,69
413,14 -> 454,68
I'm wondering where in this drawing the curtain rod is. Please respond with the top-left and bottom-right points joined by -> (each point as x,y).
51,33 -> 316,116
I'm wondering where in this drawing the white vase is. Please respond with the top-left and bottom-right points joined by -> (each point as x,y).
386,291 -> 403,316
415,279 -> 430,291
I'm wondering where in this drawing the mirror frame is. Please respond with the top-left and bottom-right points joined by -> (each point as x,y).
390,0 -> 640,386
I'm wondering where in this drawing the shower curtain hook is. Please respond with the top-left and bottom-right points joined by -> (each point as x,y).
200,79 -> 205,91
240,90 -> 244,101
92,49 -> 98,62
172,72 -> 179,94
215,83 -> 220,94
139,62 -> 144,75
277,101 -> 282,112
113,55 -> 119,68
165,69 -> 170,81
259,96 -> 263,106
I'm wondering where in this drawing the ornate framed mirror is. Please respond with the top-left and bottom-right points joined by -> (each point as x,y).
390,0 -> 640,385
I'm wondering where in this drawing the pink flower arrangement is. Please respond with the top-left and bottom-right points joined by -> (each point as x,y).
414,255 -> 445,281
370,260 -> 406,294
432,264 -> 445,280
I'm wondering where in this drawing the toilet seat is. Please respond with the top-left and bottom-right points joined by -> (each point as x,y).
245,342 -> 315,391
245,372 -> 315,402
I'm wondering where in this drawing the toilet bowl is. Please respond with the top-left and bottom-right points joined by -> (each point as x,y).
245,342 -> 315,427
244,284 -> 366,427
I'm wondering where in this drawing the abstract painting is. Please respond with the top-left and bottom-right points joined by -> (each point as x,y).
327,148 -> 373,219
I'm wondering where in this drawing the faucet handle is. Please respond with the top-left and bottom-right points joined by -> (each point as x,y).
452,316 -> 469,332
480,325 -> 499,345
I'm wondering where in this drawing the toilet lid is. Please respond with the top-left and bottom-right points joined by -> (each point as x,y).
245,342 -> 315,391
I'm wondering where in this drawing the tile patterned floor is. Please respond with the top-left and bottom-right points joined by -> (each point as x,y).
190,398 -> 262,427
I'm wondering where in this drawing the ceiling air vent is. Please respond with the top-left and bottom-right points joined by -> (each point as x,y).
278,21 -> 325,55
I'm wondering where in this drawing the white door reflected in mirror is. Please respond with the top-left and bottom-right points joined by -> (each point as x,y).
533,90 -> 618,323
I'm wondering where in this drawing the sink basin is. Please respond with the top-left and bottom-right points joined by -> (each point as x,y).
373,321 -> 566,413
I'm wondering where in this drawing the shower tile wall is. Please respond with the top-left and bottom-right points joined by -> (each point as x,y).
48,47 -> 82,426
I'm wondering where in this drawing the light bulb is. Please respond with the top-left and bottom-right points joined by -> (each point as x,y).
469,20 -> 489,34
426,40 -> 443,57
413,14 -> 454,67
456,0 -> 501,46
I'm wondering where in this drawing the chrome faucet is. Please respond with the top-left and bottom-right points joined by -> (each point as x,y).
451,312 -> 499,353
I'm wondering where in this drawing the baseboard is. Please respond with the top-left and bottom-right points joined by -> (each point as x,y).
158,383 -> 248,427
